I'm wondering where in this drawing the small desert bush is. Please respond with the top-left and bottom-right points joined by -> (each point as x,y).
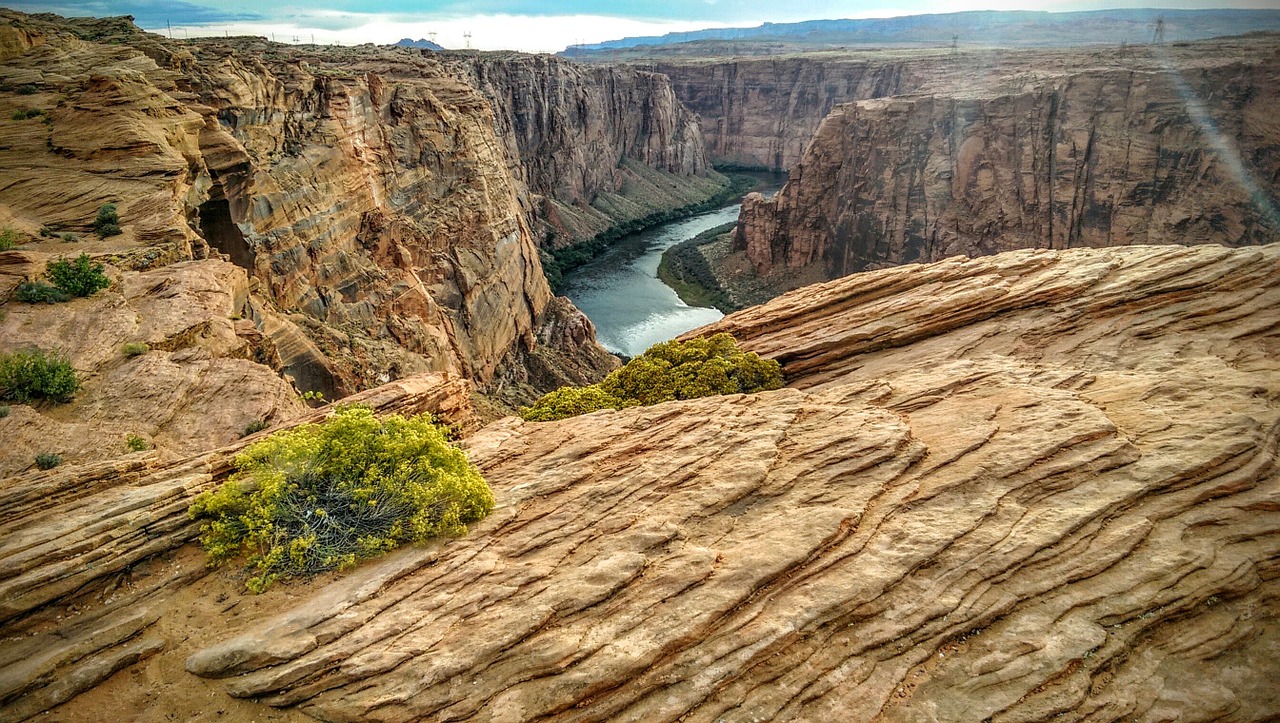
190,405 -> 494,593
126,433 -> 148,452
10,108 -> 42,120
35,452 -> 62,470
122,341 -> 149,357
0,405 -> 9,418
93,203 -> 121,237
0,348 -> 80,403
242,419 -> 269,437
520,333 -> 783,422
16,280 -> 70,304
47,253 -> 111,297
0,229 -> 18,251
16,84 -> 36,95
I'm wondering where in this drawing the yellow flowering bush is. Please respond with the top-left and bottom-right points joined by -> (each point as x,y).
189,405 -> 493,593
520,333 -> 782,422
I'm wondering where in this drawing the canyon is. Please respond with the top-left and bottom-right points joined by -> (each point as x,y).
0,11 -> 734,470
0,8 -> 1278,722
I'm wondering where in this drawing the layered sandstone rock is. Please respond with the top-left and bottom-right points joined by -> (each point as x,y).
0,252 -> 307,476
0,11 -> 618,424
734,36 -> 1280,279
5,243 -> 1275,721
448,54 -> 727,247
0,373 -> 475,721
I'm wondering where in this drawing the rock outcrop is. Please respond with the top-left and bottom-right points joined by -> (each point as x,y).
0,252 -> 306,476
734,35 -> 1280,280
448,54 -> 727,248
5,242 -> 1276,721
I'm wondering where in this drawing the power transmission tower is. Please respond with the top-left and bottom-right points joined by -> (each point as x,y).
428,31 -> 437,44
1152,16 -> 1165,44
951,34 -> 958,55
464,31 -> 472,49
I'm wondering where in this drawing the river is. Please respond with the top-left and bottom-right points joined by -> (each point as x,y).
561,173 -> 785,358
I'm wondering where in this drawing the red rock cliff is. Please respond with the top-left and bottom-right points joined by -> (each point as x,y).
736,37 -> 1280,279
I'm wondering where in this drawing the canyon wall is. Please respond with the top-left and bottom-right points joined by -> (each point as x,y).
657,57 -> 919,170
447,54 -> 726,249
735,37 -> 1280,279
0,11 -> 623,456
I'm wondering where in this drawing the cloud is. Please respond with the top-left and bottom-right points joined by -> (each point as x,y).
4,0 -> 262,25
161,13 -> 737,53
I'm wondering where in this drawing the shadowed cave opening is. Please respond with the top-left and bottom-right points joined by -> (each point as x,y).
199,195 -> 254,271
198,168 -> 255,272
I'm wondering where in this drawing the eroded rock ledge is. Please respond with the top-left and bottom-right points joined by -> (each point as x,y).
5,243 -> 1271,721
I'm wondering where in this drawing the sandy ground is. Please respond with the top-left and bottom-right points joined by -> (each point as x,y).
36,546 -> 319,722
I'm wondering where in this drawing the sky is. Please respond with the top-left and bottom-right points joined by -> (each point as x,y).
8,0 -> 1279,52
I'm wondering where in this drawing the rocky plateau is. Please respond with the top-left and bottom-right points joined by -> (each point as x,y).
0,242 -> 1276,721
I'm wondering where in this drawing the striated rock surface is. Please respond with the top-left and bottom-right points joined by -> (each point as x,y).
184,244 -> 1280,722
448,54 -> 727,248
0,372 -> 475,722
734,36 -> 1280,280
5,243 -> 1273,720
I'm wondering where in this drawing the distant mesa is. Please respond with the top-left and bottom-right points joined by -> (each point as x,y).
562,8 -> 1280,55
396,37 -> 444,50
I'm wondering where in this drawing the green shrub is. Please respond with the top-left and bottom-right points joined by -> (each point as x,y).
46,254 -> 111,297
0,229 -> 18,251
122,341 -> 149,357
0,348 -> 80,403
519,385 -> 624,422
0,405 -> 9,418
126,433 -> 148,452
16,84 -> 36,95
35,452 -> 62,470
60,233 -> 78,243
16,280 -> 71,304
242,419 -> 269,437
10,109 -> 23,121
190,405 -> 494,593
39,225 -> 57,238
520,333 -> 783,422
93,204 -> 121,237
10,108 -> 43,120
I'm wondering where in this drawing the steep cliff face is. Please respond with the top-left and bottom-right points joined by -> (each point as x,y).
5,243 -> 1277,721
657,57 -> 918,170
0,12 -> 616,415
181,43 -> 565,392
446,54 -> 726,248
736,37 -> 1280,278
